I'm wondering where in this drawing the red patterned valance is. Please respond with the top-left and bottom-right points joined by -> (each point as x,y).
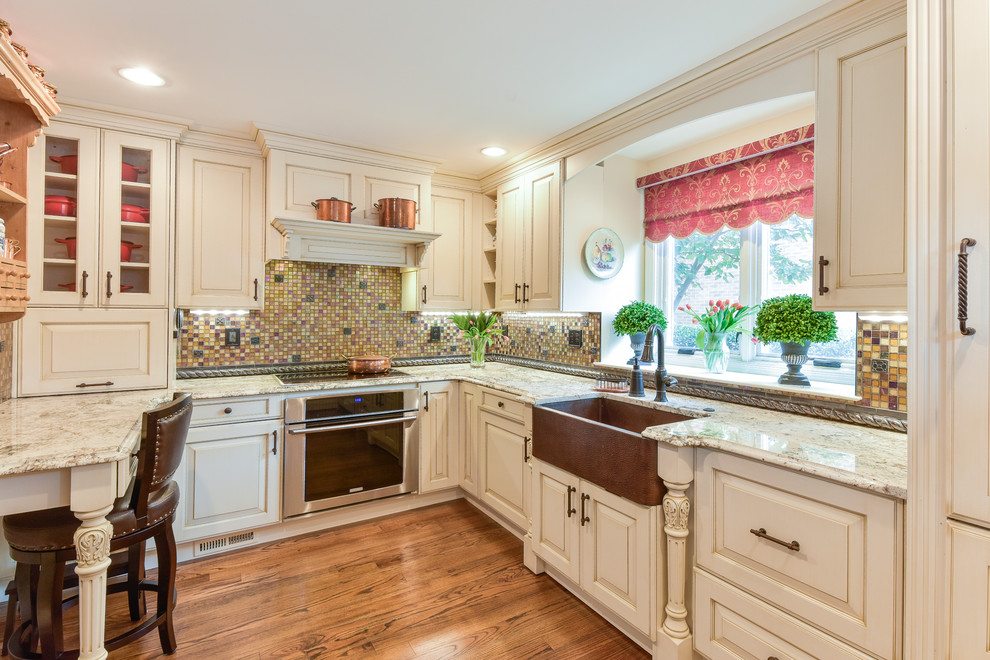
638,124 -> 815,242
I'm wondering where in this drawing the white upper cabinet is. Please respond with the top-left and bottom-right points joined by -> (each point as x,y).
412,185 -> 478,311
814,12 -> 907,311
28,122 -> 171,308
495,161 -> 561,311
176,146 -> 265,310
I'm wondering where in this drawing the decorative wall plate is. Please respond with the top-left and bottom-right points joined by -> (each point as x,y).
584,228 -> 623,279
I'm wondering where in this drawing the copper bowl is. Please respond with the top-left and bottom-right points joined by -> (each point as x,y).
342,354 -> 392,374
374,198 -> 417,230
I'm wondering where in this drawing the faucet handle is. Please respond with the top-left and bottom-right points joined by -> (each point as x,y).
663,375 -> 678,388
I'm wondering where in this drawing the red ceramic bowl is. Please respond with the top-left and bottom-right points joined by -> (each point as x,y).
120,241 -> 142,263
121,204 -> 150,223
121,162 -> 148,182
54,236 -> 77,259
44,195 -> 76,217
49,155 -> 77,175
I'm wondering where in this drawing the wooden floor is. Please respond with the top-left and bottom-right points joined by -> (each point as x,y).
7,500 -> 649,659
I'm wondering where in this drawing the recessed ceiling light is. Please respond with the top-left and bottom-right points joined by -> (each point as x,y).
117,67 -> 166,87
481,146 -> 507,157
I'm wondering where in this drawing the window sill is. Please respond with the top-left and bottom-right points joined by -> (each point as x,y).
595,360 -> 860,403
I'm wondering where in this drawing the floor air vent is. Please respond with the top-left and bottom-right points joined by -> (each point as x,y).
194,531 -> 255,557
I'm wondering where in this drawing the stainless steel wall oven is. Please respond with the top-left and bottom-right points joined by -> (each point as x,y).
283,386 -> 418,517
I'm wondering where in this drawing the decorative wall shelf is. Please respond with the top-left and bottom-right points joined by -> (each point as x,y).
270,217 -> 440,269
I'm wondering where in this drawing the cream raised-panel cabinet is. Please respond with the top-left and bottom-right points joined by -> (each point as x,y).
174,396 -> 282,543
813,12 -> 907,311
18,307 -> 169,395
418,381 -> 459,493
28,123 -> 171,308
176,146 -> 265,310
478,389 -> 532,531
459,383 -> 481,498
531,459 -> 654,636
495,161 -> 561,311
403,185 -> 480,311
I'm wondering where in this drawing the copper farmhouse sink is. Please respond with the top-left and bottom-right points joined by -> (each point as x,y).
532,396 -> 694,506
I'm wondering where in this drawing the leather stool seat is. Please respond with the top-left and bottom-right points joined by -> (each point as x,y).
3,482 -> 178,553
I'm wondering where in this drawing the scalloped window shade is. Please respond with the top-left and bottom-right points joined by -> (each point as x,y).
638,124 -> 815,242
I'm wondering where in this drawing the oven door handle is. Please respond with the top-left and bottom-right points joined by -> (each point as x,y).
286,415 -> 418,434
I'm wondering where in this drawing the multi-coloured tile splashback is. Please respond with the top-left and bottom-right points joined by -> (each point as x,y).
177,261 -> 602,368
856,318 -> 907,412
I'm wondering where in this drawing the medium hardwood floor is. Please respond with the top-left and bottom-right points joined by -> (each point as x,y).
5,500 -> 650,659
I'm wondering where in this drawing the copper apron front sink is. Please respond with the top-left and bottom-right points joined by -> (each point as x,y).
532,396 -> 694,506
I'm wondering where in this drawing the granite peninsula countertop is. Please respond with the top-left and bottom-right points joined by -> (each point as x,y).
0,363 -> 907,499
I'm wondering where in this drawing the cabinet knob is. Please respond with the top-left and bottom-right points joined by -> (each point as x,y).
497,401 -> 504,408
223,407 -> 233,414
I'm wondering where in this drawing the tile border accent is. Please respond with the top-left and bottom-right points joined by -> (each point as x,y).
176,354 -> 906,433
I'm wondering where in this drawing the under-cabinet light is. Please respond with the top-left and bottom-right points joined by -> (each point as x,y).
859,314 -> 908,323
189,310 -> 251,316
118,67 -> 166,87
501,311 -> 586,318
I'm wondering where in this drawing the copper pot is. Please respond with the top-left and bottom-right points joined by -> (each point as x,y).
311,198 -> 355,223
341,354 -> 392,374
374,198 -> 417,229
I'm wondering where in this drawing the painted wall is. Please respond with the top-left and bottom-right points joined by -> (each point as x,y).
562,156 -> 646,364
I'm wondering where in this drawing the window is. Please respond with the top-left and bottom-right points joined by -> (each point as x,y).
650,214 -> 856,385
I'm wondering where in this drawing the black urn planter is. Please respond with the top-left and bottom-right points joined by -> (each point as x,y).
778,340 -> 811,386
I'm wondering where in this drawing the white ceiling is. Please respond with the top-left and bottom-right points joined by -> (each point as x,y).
5,1 -> 837,176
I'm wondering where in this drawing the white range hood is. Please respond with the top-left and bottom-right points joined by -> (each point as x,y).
270,218 -> 440,269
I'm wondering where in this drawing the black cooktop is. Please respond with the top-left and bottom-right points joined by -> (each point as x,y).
276,369 -> 410,384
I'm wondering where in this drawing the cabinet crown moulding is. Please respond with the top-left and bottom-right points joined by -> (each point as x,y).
253,125 -> 442,177
0,39 -> 58,125
270,217 -> 440,269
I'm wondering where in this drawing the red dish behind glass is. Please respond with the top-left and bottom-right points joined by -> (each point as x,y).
120,204 -> 150,223
44,195 -> 76,217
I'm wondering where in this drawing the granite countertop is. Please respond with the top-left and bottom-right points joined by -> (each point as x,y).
0,389 -> 167,477
0,363 -> 907,499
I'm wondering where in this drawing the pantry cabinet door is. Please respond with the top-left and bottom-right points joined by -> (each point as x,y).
174,419 -> 281,542
19,307 -> 168,395
579,480 -> 653,636
495,176 -> 525,310
814,13 -> 908,311
521,161 -> 561,311
531,459 -> 581,583
949,0 -> 990,526
418,381 -> 459,493
479,409 -> 529,530
176,146 -> 265,309
100,131 -> 170,307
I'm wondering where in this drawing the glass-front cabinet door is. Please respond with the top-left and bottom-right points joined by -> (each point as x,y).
100,131 -> 169,307
28,122 -> 100,306
28,124 -> 169,307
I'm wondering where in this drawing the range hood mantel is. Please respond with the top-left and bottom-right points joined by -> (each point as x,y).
270,217 -> 440,269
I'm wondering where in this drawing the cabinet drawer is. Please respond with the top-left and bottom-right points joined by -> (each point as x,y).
479,388 -> 527,424
694,569 -> 874,660
695,450 -> 901,659
190,395 -> 281,426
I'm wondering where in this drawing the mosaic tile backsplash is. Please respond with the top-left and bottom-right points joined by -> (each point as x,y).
177,261 -> 602,368
856,318 -> 907,412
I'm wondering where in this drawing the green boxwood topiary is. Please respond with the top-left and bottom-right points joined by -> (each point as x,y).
754,293 -> 838,345
612,301 -> 666,336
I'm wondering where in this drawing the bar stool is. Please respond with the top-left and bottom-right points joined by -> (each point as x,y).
2,392 -> 192,659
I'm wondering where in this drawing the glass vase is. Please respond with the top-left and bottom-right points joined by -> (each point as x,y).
469,335 -> 487,368
702,332 -> 729,374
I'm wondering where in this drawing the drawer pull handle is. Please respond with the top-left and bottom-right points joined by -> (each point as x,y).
514,283 -> 521,304
750,527 -> 800,552
497,401 -> 504,408
959,238 -> 976,336
223,407 -> 233,414
567,485 -> 576,517
523,436 -> 531,462
76,381 -> 113,388
272,429 -> 278,456
423,391 -> 430,412
80,270 -> 88,298
106,271 -> 112,299
421,284 -> 427,305
580,493 -> 590,526
254,278 -> 259,302
817,256 -> 829,296
768,657 -> 781,660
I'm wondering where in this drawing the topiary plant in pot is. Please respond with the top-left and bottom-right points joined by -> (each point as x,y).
613,301 -> 666,364
753,293 -> 838,386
